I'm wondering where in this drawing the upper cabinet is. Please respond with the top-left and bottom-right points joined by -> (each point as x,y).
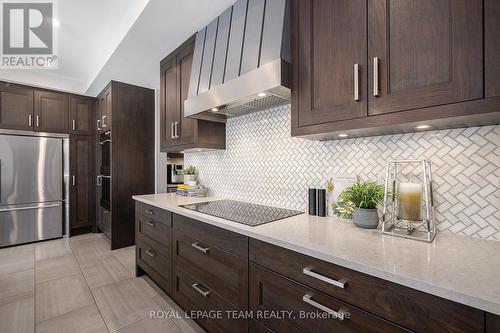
368,0 -> 482,115
0,82 -> 34,131
70,96 -> 94,136
160,36 -> 225,152
294,0 -> 367,127
292,0 -> 498,140
486,0 -> 500,98
34,90 -> 69,134
97,86 -> 112,133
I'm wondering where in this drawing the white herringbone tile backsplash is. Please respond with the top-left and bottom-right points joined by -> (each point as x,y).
185,105 -> 500,240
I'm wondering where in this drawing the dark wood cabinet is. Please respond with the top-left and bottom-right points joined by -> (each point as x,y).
160,36 -> 225,153
96,81 -> 155,250
70,96 -> 94,135
486,313 -> 500,333
0,82 -> 33,131
368,0 -> 482,115
291,0 -> 498,140
34,90 -> 69,133
485,0 -> 500,98
70,135 -> 93,231
293,0 -> 367,127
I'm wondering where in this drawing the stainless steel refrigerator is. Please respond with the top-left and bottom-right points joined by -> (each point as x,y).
0,134 -> 68,247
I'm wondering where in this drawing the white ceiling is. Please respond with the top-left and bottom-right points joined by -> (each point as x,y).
0,0 -> 234,96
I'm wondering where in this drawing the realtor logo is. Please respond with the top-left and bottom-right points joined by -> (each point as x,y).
1,0 -> 58,68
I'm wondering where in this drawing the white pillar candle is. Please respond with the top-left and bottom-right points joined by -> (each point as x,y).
398,182 -> 422,221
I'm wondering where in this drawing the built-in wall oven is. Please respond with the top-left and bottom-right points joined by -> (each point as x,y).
97,131 -> 111,239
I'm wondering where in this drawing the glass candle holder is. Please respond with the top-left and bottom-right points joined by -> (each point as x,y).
398,182 -> 422,222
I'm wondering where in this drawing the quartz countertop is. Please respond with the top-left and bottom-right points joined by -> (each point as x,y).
133,193 -> 500,315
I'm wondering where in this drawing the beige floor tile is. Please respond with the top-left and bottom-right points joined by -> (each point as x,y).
153,293 -> 205,333
0,296 -> 34,333
35,254 -> 81,284
72,238 -> 112,267
0,269 -> 34,306
0,246 -> 34,276
112,246 -> 136,273
36,273 -> 94,322
117,317 -> 183,333
35,238 -> 72,261
36,304 -> 108,333
81,256 -> 133,289
92,277 -> 159,332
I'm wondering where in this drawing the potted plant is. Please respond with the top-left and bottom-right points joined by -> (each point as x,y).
182,165 -> 197,185
333,182 -> 386,229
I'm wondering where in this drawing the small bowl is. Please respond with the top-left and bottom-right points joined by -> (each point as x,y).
195,187 -> 208,197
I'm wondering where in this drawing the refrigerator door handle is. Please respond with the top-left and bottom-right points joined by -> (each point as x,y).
0,203 -> 61,212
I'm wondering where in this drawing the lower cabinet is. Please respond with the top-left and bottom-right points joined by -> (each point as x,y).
134,204 -> 495,333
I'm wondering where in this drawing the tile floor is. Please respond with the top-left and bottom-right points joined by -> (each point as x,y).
0,234 -> 204,333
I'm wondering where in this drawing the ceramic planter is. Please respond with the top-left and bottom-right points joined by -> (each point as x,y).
352,208 -> 379,229
183,174 -> 197,185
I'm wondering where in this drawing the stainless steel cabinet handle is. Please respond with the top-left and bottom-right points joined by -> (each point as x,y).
72,175 -> 76,187
171,122 -> 175,139
72,119 -> 76,131
145,249 -> 156,257
102,115 -> 107,128
191,243 -> 210,253
354,63 -> 360,101
145,221 -> 154,227
0,203 -> 60,212
28,114 -> 32,126
97,175 -> 102,186
373,57 -> 380,97
302,294 -> 345,320
174,121 -> 179,138
192,283 -> 210,297
35,115 -> 39,127
303,267 -> 347,289
97,119 -> 101,131
144,209 -> 154,215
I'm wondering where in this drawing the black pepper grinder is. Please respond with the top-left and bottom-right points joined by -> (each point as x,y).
308,188 -> 317,215
317,189 -> 326,217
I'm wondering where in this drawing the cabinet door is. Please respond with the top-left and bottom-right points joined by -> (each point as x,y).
34,90 -> 69,133
160,56 -> 178,149
485,0 -> 500,97
70,96 -> 93,135
368,0 -> 483,115
0,83 -> 34,130
175,40 -> 196,146
102,87 -> 112,131
293,0 -> 367,127
70,135 -> 93,230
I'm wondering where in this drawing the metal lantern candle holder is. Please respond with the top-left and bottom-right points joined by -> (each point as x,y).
382,159 -> 436,242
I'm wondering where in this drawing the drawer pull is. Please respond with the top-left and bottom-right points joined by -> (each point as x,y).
302,294 -> 345,320
303,267 -> 347,289
145,249 -> 156,257
144,209 -> 154,215
191,242 -> 210,253
192,283 -> 210,297
144,221 -> 154,227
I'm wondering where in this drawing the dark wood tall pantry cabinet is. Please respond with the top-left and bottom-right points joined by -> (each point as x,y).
292,0 -> 500,140
160,35 -> 225,152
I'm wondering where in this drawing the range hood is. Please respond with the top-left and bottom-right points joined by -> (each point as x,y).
184,0 -> 291,121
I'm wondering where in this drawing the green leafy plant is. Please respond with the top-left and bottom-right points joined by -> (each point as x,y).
182,165 -> 197,175
333,182 -> 386,218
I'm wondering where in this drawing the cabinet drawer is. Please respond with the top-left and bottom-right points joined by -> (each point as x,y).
250,239 -> 484,333
135,202 -> 172,225
136,238 -> 171,293
173,213 -> 248,258
136,213 -> 171,248
173,266 -> 247,333
173,229 -> 248,309
250,263 -> 409,333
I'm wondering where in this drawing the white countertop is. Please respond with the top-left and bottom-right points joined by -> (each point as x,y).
133,193 -> 500,315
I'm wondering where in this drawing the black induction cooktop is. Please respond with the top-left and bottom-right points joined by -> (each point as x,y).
179,200 -> 303,226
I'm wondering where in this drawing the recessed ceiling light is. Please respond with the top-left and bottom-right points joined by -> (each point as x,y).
415,125 -> 431,130
52,19 -> 61,27
210,108 -> 218,112
257,92 -> 267,97
196,149 -> 203,152
338,134 -> 348,138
